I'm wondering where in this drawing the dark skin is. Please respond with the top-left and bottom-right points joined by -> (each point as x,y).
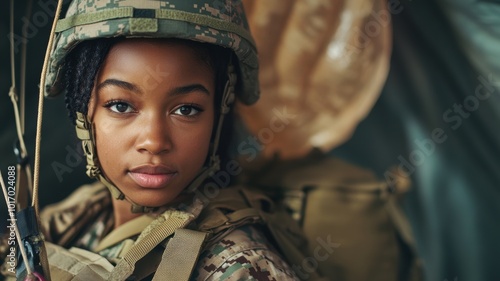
87,39 -> 216,227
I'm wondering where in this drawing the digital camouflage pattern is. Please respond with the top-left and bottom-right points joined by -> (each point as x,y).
45,0 -> 259,104
38,182 -> 297,280
193,225 -> 297,280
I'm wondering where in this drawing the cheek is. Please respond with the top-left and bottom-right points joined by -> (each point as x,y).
93,119 -> 131,173
175,119 -> 214,166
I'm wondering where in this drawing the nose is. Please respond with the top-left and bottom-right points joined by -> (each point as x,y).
135,113 -> 172,155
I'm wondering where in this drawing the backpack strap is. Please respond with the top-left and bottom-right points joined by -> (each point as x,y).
198,187 -> 327,281
152,229 -> 208,281
238,188 -> 328,281
108,210 -> 193,281
94,215 -> 155,252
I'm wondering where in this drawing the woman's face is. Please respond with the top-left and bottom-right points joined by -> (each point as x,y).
88,39 -> 215,207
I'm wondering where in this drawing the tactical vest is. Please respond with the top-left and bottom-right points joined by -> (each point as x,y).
2,184 -> 304,281
1,151 -> 422,281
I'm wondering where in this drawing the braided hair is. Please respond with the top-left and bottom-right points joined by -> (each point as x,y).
64,39 -> 116,124
63,38 -> 231,124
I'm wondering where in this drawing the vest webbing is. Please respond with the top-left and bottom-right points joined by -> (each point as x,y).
152,229 -> 208,281
94,215 -> 155,252
108,210 -> 192,281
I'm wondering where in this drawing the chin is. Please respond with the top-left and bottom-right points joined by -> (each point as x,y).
129,191 -> 182,208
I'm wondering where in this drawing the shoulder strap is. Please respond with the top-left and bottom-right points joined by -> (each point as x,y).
197,187 -> 263,232
108,210 -> 192,281
152,229 -> 208,281
94,215 -> 154,252
197,187 -> 327,280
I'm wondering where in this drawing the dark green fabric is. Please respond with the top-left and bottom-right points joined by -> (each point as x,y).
333,1 -> 500,280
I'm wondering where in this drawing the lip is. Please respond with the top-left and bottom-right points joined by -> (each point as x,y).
128,164 -> 177,189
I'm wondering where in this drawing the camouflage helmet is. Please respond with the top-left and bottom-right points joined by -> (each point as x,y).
45,0 -> 259,105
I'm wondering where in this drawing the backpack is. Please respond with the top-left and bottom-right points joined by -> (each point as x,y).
232,149 -> 423,281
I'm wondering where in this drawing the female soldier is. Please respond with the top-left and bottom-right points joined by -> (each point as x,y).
3,0 -> 299,280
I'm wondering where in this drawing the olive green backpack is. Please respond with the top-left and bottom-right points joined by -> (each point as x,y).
233,149 -> 423,281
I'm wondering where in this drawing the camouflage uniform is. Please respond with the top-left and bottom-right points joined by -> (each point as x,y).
193,225 -> 296,280
0,0 -> 299,280
39,182 -> 298,280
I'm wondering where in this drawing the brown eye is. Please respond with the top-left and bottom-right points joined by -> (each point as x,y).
115,103 -> 129,113
106,101 -> 134,113
174,105 -> 202,116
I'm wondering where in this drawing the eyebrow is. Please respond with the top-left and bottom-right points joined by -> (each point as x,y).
96,79 -> 210,96
96,79 -> 140,94
170,84 -> 210,97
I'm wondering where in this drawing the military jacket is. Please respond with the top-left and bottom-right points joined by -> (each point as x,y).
37,182 -> 297,280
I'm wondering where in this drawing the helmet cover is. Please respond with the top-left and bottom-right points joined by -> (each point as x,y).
45,0 -> 259,104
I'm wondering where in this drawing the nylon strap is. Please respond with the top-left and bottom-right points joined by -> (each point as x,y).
75,112 -> 124,201
152,229 -> 207,281
225,208 -> 260,223
212,62 -> 236,153
155,10 -> 255,47
184,61 -> 235,193
108,211 -> 192,281
56,7 -> 133,31
94,215 -> 155,252
184,158 -> 220,193
55,8 -> 255,47
76,112 -> 160,213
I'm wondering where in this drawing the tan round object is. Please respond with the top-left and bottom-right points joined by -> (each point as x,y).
239,0 -> 392,159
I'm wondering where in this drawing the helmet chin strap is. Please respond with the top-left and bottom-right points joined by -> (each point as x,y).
74,61 -> 237,214
75,112 -> 157,213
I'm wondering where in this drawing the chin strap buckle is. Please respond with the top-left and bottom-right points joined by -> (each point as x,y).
75,112 -> 125,200
75,112 -> 100,178
131,204 -> 158,214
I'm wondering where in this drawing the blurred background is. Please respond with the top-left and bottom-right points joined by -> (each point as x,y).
1,0 -> 499,280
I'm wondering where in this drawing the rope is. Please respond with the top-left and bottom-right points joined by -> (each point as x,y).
7,0 -> 37,278
20,0 -> 33,134
9,0 -> 15,88
30,0 -> 65,279
32,0 -> 63,211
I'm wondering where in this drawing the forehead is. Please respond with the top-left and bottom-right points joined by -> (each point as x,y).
106,38 -> 212,66
95,38 -> 216,93
101,38 -> 213,75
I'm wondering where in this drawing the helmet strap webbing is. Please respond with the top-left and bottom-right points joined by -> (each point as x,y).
185,59 -> 236,192
75,112 -> 157,213
74,59 -> 237,212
